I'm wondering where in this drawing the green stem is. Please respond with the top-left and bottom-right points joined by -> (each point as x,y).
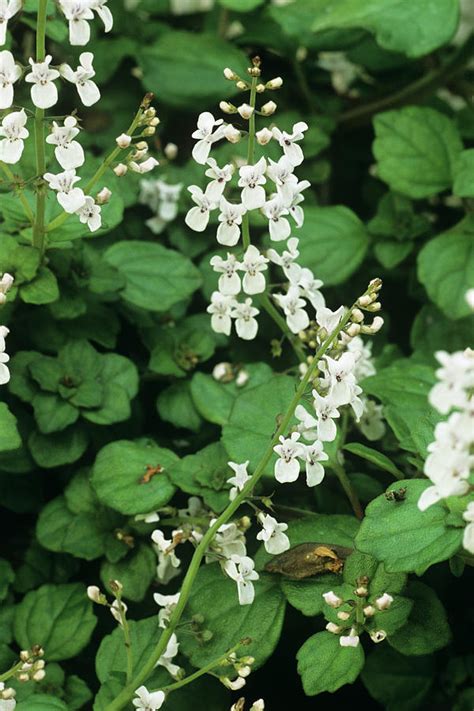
45,107 -> 145,235
258,293 -> 306,362
241,74 -> 258,251
104,297 -> 359,711
31,0 -> 48,255
117,601 -> 133,684
332,461 -> 363,520
161,643 -> 242,695
0,162 -> 34,223
0,661 -> 22,684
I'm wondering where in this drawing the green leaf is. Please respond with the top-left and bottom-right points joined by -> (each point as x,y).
218,0 -> 264,10
14,583 -> 96,661
362,359 -> 440,457
16,696 -> 68,711
418,218 -> 474,320
373,107 -> 463,198
13,542 -> 79,594
297,631 -> 365,695
355,480 -> 463,574
92,439 -> 177,515
222,374 -> 296,475
362,646 -> 434,711
96,617 -> 161,683
157,381 -> 202,432
0,403 -> 21,452
28,427 -> 89,468
389,581 -> 451,655
411,305 -> 474,362
148,315 -> 218,378
297,206 -> 369,285
0,559 -> 14,601
374,240 -> 413,269
167,442 -> 232,513
20,267 -> 60,304
64,675 -> 93,711
136,31 -> 249,107
453,149 -> 474,197
180,564 -> 286,669
190,363 -> 274,426
104,241 -> 202,312
32,392 -> 79,434
344,443 -> 404,479
100,545 -> 156,602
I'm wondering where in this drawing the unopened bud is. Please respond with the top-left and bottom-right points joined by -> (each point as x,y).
266,77 -> 283,89
375,593 -> 393,610
17,673 -> 29,683
363,605 -> 375,617
222,676 -> 246,690
369,316 -> 384,333
96,187 -> 112,205
355,586 -> 368,597
113,163 -> 128,177
1,687 -> 15,699
239,515 -> 252,531
0,273 -> 14,292
109,579 -> 123,594
238,665 -> 252,678
370,629 -> 387,643
201,629 -> 214,642
260,100 -> 277,116
20,650 -> 30,662
237,103 -> 254,119
326,622 -> 342,634
224,67 -> 238,81
346,323 -> 360,337
369,277 -> 382,291
220,100 -> 237,114
367,301 -> 381,312
87,585 -> 103,603
256,127 -> 273,145
33,669 -> 46,682
357,294 -> 372,307
351,308 -> 364,323
236,80 -> 248,90
337,610 -> 350,621
322,591 -> 343,608
116,133 -> 131,149
236,369 -> 249,387
164,142 -> 178,160
136,140 -> 148,151
142,126 -> 156,136
144,107 -> 156,119
256,83 -> 265,93
223,124 -> 241,144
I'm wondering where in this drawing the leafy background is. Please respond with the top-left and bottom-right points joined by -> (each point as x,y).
1,0 -> 474,709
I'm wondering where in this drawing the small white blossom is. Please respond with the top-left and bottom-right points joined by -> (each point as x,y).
192,111 -> 225,164
205,158 -> 234,201
151,529 -> 181,584
0,325 -> 10,385
0,109 -> 28,164
223,676 -> 246,691
316,305 -> 345,333
156,633 -> 181,679
44,169 -> 86,213
303,441 -> 328,486
462,502 -> 474,554
90,0 -> 113,32
262,195 -> 291,242
358,397 -> 386,441
230,298 -> 259,340
59,0 -> 95,45
273,432 -> 304,483
240,244 -> 268,295
227,460 -> 251,501
256,513 -> 290,554
217,197 -> 246,246
116,132 -> 132,149
429,350 -> 474,414
375,593 -> 393,610
0,0 -> 21,46
266,155 -> 297,204
312,390 -> 340,442
129,157 -> 159,174
210,520 -> 246,560
267,237 -> 300,279
0,50 -> 20,109
25,55 -> 60,109
133,686 -> 165,711
110,599 -> 127,626
185,184 -> 216,232
418,449 -> 471,511
60,52 -> 100,106
0,682 -> 16,711
224,554 -> 259,605
0,272 -> 13,305
46,116 -> 85,170
272,121 -> 308,167
322,591 -> 343,608
339,628 -> 360,648
274,286 -> 309,334
286,179 -> 311,227
207,291 -> 234,336
210,253 -> 241,295
238,157 -> 267,210
322,352 -> 358,407
76,196 -> 102,232
256,127 -> 273,145
223,123 -> 241,144
295,404 -> 318,441
288,265 -> 325,311
154,592 -> 180,629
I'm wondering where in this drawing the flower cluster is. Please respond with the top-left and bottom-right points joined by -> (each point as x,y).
417,348 -> 473,513
323,584 -> 394,647
139,178 -> 183,234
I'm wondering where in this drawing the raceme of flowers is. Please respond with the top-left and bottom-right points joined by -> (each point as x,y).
323,586 -> 394,648
417,347 -> 474,555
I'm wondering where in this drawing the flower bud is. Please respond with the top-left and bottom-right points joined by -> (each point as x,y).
250,702 -> 265,711
256,127 -> 273,145
17,673 -> 29,683
369,316 -> 384,333
20,650 -> 30,662
355,586 -> 368,597
375,593 -> 393,610
96,187 -> 112,205
326,622 -> 342,634
223,124 -> 241,144
238,665 -> 252,678
116,133 -> 132,149
351,307 -> 364,323
1,687 -> 15,699
135,140 -> 148,151
149,117 -> 160,127
237,103 -> 254,119
366,301 -> 381,312
260,100 -> 277,116
337,610 -> 350,621
370,630 -> 387,643
346,323 -> 360,337
212,362 -> 234,382
236,369 -> 249,387
220,101 -> 237,114
144,107 -> 156,119
0,273 -> 14,292
357,294 -> 372,307
322,591 -> 343,608
113,163 -> 128,177
296,46 -> 308,62
266,77 -> 283,89
369,277 -> 382,291
236,80 -> 248,90
87,585 -> 103,603
33,669 -> 46,681
222,676 -> 246,690
129,157 -> 159,174
142,126 -> 156,136
224,67 -> 238,81
109,579 -> 123,594
256,83 -> 265,93
164,142 -> 178,160
363,605 -> 375,617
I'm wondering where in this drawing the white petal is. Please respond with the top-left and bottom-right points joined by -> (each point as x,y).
69,18 -> 91,45
31,82 -> 58,109
237,579 -> 255,606
284,141 -> 304,167
96,5 -> 113,31
287,309 -> 309,334
417,486 -> 442,512
0,361 -> 10,384
235,317 -> 258,340
269,216 -> 291,242
0,82 -> 13,109
55,142 -> 85,170
0,137 -> 23,164
217,222 -> 240,246
218,272 -> 241,296
211,313 -> 231,336
77,79 -> 100,106
205,179 -> 226,202
243,272 -> 265,295
185,206 -> 209,232
463,523 -> 474,555
306,460 -> 325,487
58,187 -> 86,213
192,139 -> 211,165
318,417 -> 337,442
274,458 -> 300,483
242,185 -> 266,210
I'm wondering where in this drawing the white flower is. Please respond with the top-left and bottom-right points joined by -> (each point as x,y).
223,676 -> 246,690
44,169 -> 86,213
249,701 -> 265,711
151,529 -> 181,584
0,109 -> 28,164
185,185 -> 216,232
312,390 -> 340,442
375,593 -> 393,610
25,55 -> 60,109
295,404 -> 318,441
205,157 -> 234,201
0,50 -> 20,109
358,398 -> 385,441
46,116 -> 85,170
266,155 -> 297,203
288,265 -> 325,311
463,502 -> 474,554
178,496 -> 206,519
230,298 -> 259,340
256,513 -> 290,555
272,121 -> 308,167
207,291 -> 234,335
286,179 -> 311,227
267,237 -> 300,279
192,111 -> 225,164
110,598 -> 127,626
154,181 -> 182,221
156,633 -> 181,679
322,591 -> 343,608
217,197 -> 246,246
326,622 -> 343,634
90,0 -> 113,32
273,432 -> 304,483
0,325 -> 10,385
133,686 -> 165,711
60,52 -> 100,106
262,195 -> 291,242
224,554 -> 259,605
129,157 -> 159,174
370,630 -> 387,643
240,244 -> 268,295
418,449 -> 471,511
339,628 -> 360,648
223,123 -> 241,144
209,520 -> 246,560
347,336 -> 376,380
429,350 -> 474,414
238,157 -> 267,210
323,352 -> 358,407
303,441 -> 328,486
134,510 -> 160,523
274,286 -> 309,334
76,196 -> 102,232
154,592 -> 180,628
210,253 -> 241,296
0,0 -> 21,46
316,305 -> 345,333
59,0 -> 94,45
227,460 -> 251,501
0,272 -> 13,305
